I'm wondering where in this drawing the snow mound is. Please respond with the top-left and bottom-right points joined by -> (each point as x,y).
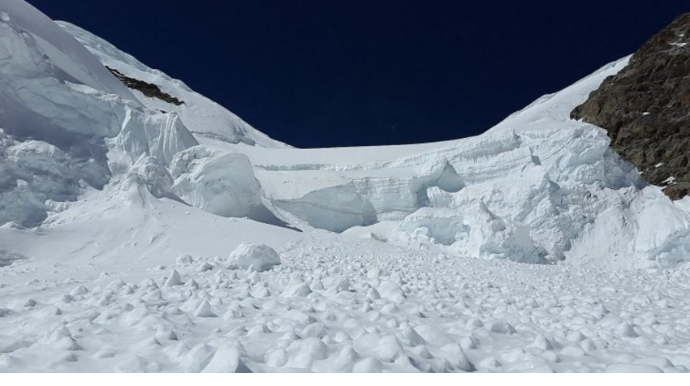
170,146 -> 283,224
228,243 -> 281,272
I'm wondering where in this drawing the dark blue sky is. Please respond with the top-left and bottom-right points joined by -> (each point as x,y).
31,0 -> 689,148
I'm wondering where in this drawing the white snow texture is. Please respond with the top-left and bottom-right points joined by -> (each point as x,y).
1,0 -> 690,373
228,243 -> 281,272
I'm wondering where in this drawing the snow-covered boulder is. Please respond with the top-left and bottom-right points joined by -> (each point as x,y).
228,243 -> 281,272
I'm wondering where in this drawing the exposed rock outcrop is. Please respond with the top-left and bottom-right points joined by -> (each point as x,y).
107,66 -> 185,106
571,13 -> 690,199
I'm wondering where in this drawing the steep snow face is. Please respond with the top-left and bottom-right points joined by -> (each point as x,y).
0,1 -> 281,227
0,0 -> 145,226
0,0 -> 139,105
56,21 -> 288,149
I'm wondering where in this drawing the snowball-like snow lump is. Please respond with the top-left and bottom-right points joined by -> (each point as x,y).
228,243 -> 281,272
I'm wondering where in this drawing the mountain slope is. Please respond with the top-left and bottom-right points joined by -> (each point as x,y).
0,0 -> 287,228
2,0 -> 690,268
572,13 -> 690,200
57,21 -> 288,150
2,0 -> 690,373
3,0 -> 690,268
180,55 -> 690,269
0,0 -> 139,105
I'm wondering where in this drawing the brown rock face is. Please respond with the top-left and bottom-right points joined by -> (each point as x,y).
107,66 -> 185,106
571,13 -> 690,199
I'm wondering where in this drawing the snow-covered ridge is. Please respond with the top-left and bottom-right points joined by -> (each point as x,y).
56,21 -> 288,150
0,0 -> 139,105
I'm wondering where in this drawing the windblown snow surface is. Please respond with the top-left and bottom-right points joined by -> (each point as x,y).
2,0 -> 690,373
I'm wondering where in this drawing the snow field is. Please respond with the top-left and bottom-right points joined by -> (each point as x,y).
3,230 -> 690,372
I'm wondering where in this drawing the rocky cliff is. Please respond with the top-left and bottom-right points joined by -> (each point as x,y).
571,13 -> 690,199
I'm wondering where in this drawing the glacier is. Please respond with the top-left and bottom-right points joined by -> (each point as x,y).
1,0 -> 689,268
2,0 -> 690,373
170,54 -> 688,268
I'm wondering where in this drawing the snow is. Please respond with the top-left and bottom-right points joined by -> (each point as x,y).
217,55 -> 690,269
170,147 -> 281,224
56,21 -> 287,149
2,0 -> 690,373
228,243 -> 281,272
0,0 -> 139,105
6,232 -> 690,372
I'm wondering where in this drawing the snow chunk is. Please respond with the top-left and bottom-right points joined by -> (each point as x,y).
282,282 -> 312,297
615,322 -> 638,338
228,243 -> 281,272
194,300 -> 216,318
373,335 -> 404,362
182,343 -> 216,372
378,280 -> 405,304
202,344 -> 241,373
439,344 -> 474,372
164,270 -> 183,287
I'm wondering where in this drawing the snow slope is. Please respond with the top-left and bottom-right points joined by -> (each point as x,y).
57,21 -> 288,149
0,0 -> 139,105
2,0 -> 690,373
